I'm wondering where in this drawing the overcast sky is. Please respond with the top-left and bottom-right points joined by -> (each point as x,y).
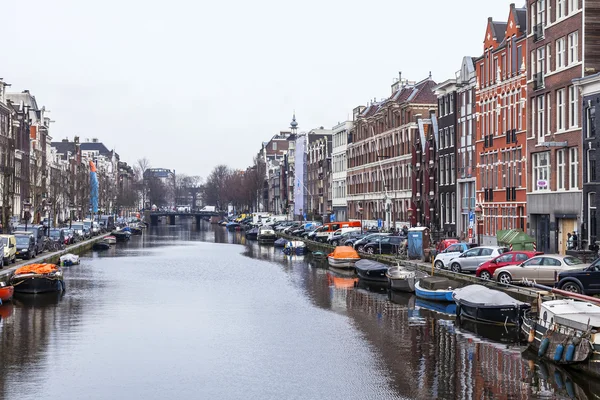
3,0 -> 518,178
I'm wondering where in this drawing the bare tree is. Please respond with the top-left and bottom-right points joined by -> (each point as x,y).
136,158 -> 151,208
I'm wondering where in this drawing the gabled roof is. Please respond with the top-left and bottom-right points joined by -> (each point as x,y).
514,8 -> 527,32
490,21 -> 507,40
80,142 -> 111,156
51,141 -> 77,156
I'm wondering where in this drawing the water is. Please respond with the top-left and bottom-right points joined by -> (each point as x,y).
0,223 -> 596,400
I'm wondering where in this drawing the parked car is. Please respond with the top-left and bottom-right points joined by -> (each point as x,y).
448,246 -> 509,273
353,233 -> 391,252
14,224 -> 46,255
48,228 -> 67,249
0,235 -> 16,264
476,251 -> 543,280
436,238 -> 459,254
494,254 -> 589,285
328,229 -> 362,246
555,258 -> 600,295
343,233 -> 367,247
70,223 -> 86,241
15,234 -> 36,260
63,228 -> 76,244
363,236 -> 406,255
433,242 -> 480,270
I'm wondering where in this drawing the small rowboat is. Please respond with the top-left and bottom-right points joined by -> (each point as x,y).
414,277 -> 456,302
104,236 -> 117,245
0,282 -> 14,302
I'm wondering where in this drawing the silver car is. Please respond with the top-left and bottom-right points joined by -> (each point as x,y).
447,246 -> 509,273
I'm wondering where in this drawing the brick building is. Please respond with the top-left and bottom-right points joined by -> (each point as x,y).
434,79 -> 457,237
475,5 -> 528,245
526,0 -> 600,253
347,76 -> 437,230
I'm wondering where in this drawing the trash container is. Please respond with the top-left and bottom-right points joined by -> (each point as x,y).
496,229 -> 536,251
407,227 -> 431,260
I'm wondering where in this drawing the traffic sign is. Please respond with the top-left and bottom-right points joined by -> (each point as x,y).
377,219 -> 382,228
468,211 -> 475,228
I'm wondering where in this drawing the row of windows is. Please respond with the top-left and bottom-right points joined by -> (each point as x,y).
532,148 -> 579,191
479,91 -> 524,137
479,149 -> 524,190
532,86 -> 578,139
530,32 -> 579,79
438,93 -> 455,117
440,192 -> 456,225
439,154 -> 456,186
531,0 -> 579,30
480,38 -> 524,88
332,180 -> 346,200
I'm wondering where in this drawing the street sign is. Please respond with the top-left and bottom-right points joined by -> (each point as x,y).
468,227 -> 473,239
303,213 -> 307,221
377,219 -> 382,228
330,213 -> 336,222
468,211 -> 475,227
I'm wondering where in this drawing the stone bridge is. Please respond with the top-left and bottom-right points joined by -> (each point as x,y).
144,210 -> 225,226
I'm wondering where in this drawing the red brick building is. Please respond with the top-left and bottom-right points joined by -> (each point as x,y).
475,4 -> 528,245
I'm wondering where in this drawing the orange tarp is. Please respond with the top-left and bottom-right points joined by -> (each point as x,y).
15,263 -> 59,275
328,246 -> 360,260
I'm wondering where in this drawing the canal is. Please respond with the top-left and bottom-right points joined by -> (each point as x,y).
0,222 -> 597,400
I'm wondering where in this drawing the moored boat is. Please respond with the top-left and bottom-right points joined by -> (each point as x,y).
92,240 -> 111,251
327,246 -> 360,269
245,227 -> 259,240
226,222 -> 241,231
274,237 -> 287,247
104,236 -> 117,245
521,299 -> 600,378
386,265 -> 428,292
59,253 -> 80,266
257,226 -> 277,243
111,230 -> 131,242
11,264 -> 65,294
453,284 -> 530,326
414,277 -> 456,302
0,282 -> 14,302
283,240 -> 306,255
355,259 -> 388,282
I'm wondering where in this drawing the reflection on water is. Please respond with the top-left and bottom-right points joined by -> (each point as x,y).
0,221 -> 593,399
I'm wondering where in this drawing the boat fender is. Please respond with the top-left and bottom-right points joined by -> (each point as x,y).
538,338 -> 550,357
554,344 -> 564,362
528,329 -> 535,343
565,343 -> 576,362
554,371 -> 564,389
565,380 -> 575,398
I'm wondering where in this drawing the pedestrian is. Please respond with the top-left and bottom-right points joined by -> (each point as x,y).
572,231 -> 578,250
402,225 -> 408,236
567,233 -> 573,250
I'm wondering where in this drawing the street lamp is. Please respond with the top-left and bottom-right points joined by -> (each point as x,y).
475,204 -> 483,245
407,207 -> 414,228
22,199 -> 32,232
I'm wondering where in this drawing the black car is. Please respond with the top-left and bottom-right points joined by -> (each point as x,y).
353,233 -> 391,252
344,233 -> 367,247
555,260 -> 600,295
363,236 -> 406,255
15,234 -> 36,260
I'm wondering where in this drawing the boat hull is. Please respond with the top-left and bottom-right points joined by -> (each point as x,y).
387,269 -> 428,293
456,299 -> 530,325
257,235 -> 277,243
93,242 -> 111,251
356,267 -> 388,283
0,286 -> 14,302
12,276 -> 65,294
521,314 -> 600,378
415,281 -> 454,302
327,257 -> 358,269
245,233 -> 258,240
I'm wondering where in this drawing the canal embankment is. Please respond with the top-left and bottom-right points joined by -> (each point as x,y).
279,233 -> 544,307
0,233 -> 111,282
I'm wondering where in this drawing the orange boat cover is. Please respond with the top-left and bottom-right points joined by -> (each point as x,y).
14,263 -> 59,275
328,246 -> 360,260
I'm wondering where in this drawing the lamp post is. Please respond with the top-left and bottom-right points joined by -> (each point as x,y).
475,204 -> 483,246
407,207 -> 414,228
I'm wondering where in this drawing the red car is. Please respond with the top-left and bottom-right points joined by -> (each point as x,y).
436,238 -> 459,253
476,251 -> 543,280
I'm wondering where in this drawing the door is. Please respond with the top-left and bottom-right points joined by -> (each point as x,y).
558,218 -> 577,254
459,248 -> 482,269
536,215 -> 550,253
514,257 -> 544,281
538,257 -> 563,283
494,253 -> 515,269
469,247 -> 494,270
584,264 -> 600,293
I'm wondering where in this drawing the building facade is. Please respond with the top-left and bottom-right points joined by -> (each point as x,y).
331,121 -> 352,222
434,79 -> 457,237
347,76 -> 437,230
526,0 -> 600,253
475,6 -> 528,246
455,56 -> 478,242
305,128 -> 332,221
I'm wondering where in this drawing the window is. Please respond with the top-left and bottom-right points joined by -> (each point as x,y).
587,106 -> 596,138
272,142 -> 277,150
569,86 -> 578,128
536,95 -> 545,139
556,38 -> 566,69
570,147 -> 579,189
546,44 -> 552,73
588,149 -> 596,182
557,0 -> 566,18
568,0 -> 578,13
590,192 -> 597,244
557,149 -> 565,190
533,151 -> 551,191
568,31 -> 579,64
516,253 -> 529,262
537,47 -> 545,75
557,89 -> 565,131
537,0 -> 546,26
480,248 -> 493,256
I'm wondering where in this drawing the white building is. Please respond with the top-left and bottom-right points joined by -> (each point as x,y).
331,121 -> 352,222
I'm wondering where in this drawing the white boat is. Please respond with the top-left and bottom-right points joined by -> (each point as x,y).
522,299 -> 600,377
386,265 -> 428,292
257,226 -> 277,243
104,236 -> 117,245
327,246 -> 360,269
59,253 -> 80,266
